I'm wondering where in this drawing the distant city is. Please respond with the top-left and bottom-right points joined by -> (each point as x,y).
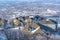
0,0 -> 60,20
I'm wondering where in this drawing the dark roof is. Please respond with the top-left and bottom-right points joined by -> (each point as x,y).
39,19 -> 55,24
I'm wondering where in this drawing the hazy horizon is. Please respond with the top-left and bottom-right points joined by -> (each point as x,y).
0,0 -> 59,2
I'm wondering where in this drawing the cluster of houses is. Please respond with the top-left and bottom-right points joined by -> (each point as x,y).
0,16 -> 58,40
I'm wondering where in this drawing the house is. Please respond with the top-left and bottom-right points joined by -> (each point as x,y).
37,18 -> 56,33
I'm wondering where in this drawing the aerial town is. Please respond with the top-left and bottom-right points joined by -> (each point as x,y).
0,0 -> 60,40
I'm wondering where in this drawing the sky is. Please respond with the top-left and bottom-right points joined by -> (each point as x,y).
0,0 -> 36,1
0,0 -> 60,4
0,0 -> 59,2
